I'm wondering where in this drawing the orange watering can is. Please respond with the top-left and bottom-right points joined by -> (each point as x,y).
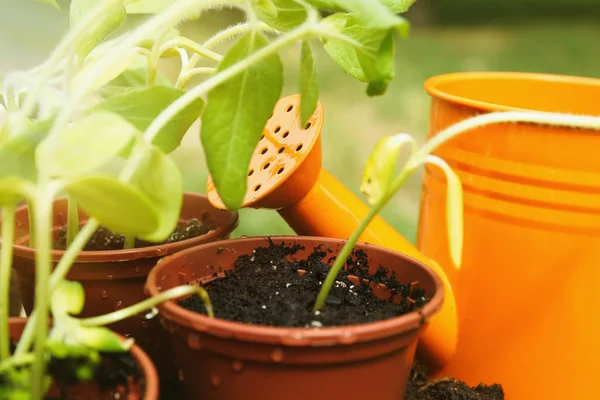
206,94 -> 458,372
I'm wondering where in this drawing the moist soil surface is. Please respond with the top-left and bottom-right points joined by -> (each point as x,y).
179,240 -> 430,327
1,343 -> 144,399
54,219 -> 214,251
406,360 -> 504,400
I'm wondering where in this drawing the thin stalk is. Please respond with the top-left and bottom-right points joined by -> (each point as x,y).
79,285 -> 214,326
15,219 -> 100,357
123,235 -> 136,249
66,197 -> 79,247
0,205 -> 15,362
30,195 -> 53,400
203,22 -> 276,49
175,67 -> 216,89
313,167 -> 414,311
160,37 -> 223,62
26,199 -> 35,248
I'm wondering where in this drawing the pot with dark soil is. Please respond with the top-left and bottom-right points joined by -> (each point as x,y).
145,236 -> 444,400
2,318 -> 158,400
4,193 -> 238,386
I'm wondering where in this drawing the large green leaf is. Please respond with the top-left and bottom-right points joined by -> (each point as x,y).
70,0 -> 127,62
131,145 -> 182,242
321,13 -> 406,95
36,111 -> 138,178
66,175 -> 159,236
201,30 -> 283,210
254,0 -> 308,32
300,40 -> 319,125
90,86 -> 203,154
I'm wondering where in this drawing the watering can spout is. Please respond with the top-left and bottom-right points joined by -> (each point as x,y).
207,95 -> 458,370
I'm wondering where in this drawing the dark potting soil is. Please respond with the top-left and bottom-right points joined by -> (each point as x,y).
54,218 -> 214,251
406,360 -> 504,400
179,240 -> 430,327
1,342 -> 144,399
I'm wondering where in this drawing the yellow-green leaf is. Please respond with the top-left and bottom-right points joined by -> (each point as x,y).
423,155 -> 464,268
67,175 -> 159,236
36,111 -> 138,178
72,49 -> 137,93
39,0 -> 60,9
360,133 -> 416,205
52,281 -> 85,316
73,326 -> 133,352
70,0 -> 127,62
131,145 -> 183,242
254,0 -> 308,32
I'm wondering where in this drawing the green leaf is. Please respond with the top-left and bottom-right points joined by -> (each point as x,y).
201,30 -> 283,210
36,111 -> 138,178
38,0 -> 59,9
0,178 -> 29,206
359,29 -> 395,96
321,13 -> 406,95
424,155 -> 463,269
70,0 -> 127,62
379,0 -> 417,13
0,118 -> 52,182
52,281 -> 85,316
66,175 -> 159,236
131,145 -> 183,242
254,0 -> 308,32
73,326 -> 133,352
300,41 -> 319,125
360,133 -> 416,205
72,48 -> 137,93
98,54 -> 172,98
90,86 -> 203,154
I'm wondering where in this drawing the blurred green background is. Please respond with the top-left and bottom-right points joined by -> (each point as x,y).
2,0 -> 599,242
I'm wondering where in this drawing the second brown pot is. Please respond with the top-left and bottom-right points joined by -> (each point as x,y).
7,192 -> 238,385
145,236 -> 444,400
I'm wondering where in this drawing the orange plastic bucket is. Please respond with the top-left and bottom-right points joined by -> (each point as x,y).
418,72 -> 600,399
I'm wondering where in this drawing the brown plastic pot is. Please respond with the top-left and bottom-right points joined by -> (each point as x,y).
4,192 -> 238,383
7,317 -> 158,399
145,236 -> 444,400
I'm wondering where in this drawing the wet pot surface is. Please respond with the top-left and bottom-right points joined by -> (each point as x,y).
147,236 -> 444,400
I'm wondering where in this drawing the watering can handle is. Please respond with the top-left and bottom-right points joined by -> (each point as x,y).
278,169 -> 458,370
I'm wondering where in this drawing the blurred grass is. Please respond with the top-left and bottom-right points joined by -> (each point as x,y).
2,2 -> 600,242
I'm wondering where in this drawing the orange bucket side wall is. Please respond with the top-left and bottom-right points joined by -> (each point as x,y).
418,72 -> 600,400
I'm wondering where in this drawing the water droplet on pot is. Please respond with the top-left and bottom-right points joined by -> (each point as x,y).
232,361 -> 243,372
16,220 -> 23,227
134,267 -> 140,273
240,235 -> 248,238
211,374 -> 220,387
251,197 -> 256,202
156,247 -> 166,255
161,275 -> 166,281
178,369 -> 185,381
113,301 -> 123,310
107,274 -> 113,280
144,307 -> 158,320
101,290 -> 108,299
124,333 -> 131,338
270,349 -> 284,362
141,320 -> 149,328
187,333 -> 202,350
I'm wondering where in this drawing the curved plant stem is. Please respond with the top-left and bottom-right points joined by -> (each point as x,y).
30,194 -> 53,399
160,37 -> 223,62
0,205 -> 15,363
203,22 -> 277,50
175,67 -> 216,89
79,285 -> 214,326
66,197 -> 79,247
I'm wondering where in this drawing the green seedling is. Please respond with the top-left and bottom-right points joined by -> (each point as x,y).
314,110 -> 600,311
0,0 -> 426,397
